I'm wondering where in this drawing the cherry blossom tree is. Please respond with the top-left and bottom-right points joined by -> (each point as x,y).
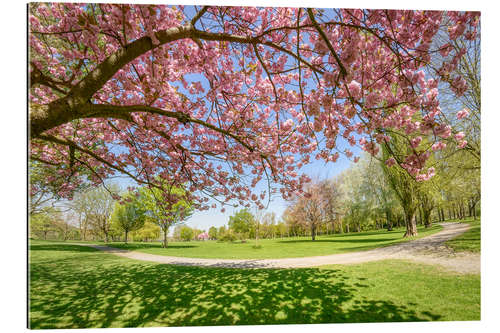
29,4 -> 480,211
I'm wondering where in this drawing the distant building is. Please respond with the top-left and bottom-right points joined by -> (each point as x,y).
197,232 -> 209,241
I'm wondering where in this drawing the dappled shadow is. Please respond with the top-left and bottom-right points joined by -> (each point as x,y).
29,244 -> 100,253
29,243 -> 442,329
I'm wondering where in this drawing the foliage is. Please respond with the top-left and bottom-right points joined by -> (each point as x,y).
380,135 -> 421,237
110,194 -> 146,243
228,208 -> 255,238
179,226 -> 194,242
29,4 -> 479,211
30,207 -> 61,240
136,184 -> 194,247
70,184 -> 118,242
208,226 -> 218,240
217,229 -> 238,243
131,221 -> 161,242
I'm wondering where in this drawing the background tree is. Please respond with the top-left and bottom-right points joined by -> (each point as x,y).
287,183 -> 325,241
30,207 -> 61,240
110,194 -> 146,243
208,226 -> 218,240
228,208 -> 255,240
380,137 -> 421,237
136,184 -> 194,248
180,226 -> 194,242
130,221 -> 161,242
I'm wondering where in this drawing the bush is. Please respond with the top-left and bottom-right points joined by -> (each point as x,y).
217,230 -> 237,242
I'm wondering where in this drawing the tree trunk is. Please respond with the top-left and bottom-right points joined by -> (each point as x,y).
162,228 -> 168,248
386,210 -> 393,231
311,223 -> 316,241
124,230 -> 128,244
423,209 -> 432,228
403,211 -> 418,237
346,223 -> 349,233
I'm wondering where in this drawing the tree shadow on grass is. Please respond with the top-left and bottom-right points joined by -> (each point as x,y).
29,243 -> 441,329
29,244 -> 100,253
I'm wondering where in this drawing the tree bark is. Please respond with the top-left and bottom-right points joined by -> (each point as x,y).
423,209 -> 432,228
311,223 -> 316,241
403,212 -> 418,237
162,228 -> 168,248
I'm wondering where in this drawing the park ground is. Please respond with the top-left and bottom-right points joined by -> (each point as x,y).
65,224 -> 445,259
28,219 -> 480,328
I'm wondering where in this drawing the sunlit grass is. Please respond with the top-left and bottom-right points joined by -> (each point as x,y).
100,225 -> 443,259
29,240 -> 479,328
445,218 -> 481,252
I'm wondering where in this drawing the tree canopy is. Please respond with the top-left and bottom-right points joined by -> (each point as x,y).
29,4 -> 479,211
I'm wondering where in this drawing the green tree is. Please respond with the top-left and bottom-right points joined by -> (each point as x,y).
208,226 -> 218,240
228,208 -> 255,239
131,221 -> 161,242
380,137 -> 421,237
180,226 -> 194,241
110,195 -> 146,243
30,207 -> 60,240
136,184 -> 194,248
73,184 -> 118,242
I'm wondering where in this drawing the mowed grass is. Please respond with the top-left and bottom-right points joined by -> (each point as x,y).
29,240 -> 479,329
445,218 -> 481,252
103,225 -> 443,259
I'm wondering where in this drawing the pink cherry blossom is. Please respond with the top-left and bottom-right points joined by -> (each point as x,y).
457,109 -> 470,119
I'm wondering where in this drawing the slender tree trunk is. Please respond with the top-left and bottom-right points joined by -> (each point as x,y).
125,230 -> 128,244
311,223 -> 316,241
386,210 -> 393,231
346,223 -> 349,233
162,227 -> 168,248
255,222 -> 259,247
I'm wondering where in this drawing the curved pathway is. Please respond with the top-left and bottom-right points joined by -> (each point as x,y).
74,223 -> 480,274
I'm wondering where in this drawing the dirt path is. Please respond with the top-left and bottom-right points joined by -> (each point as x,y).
73,223 -> 480,274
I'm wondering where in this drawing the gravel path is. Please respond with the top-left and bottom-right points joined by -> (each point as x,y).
73,222 -> 480,274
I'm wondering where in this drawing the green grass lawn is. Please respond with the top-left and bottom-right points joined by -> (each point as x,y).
445,218 -> 481,252
99,225 -> 443,259
29,240 -> 479,328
